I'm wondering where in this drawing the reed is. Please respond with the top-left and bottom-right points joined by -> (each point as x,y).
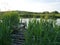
24,18 -> 60,45
0,12 -> 19,45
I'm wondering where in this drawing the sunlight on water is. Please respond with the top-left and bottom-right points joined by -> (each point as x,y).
56,19 -> 60,26
20,18 -> 60,26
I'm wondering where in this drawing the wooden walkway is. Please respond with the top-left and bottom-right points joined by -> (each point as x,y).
11,23 -> 26,45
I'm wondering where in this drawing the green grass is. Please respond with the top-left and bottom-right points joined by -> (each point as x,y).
0,16 -> 12,45
0,11 -> 60,45
0,12 -> 19,45
24,18 -> 60,45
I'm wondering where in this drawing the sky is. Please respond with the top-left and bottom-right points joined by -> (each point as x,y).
0,0 -> 60,12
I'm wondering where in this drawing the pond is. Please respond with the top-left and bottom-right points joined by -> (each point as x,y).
20,18 -> 60,26
0,18 -> 60,26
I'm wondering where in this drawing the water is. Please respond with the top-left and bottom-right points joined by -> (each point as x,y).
19,18 -> 60,26
0,18 -> 60,26
56,19 -> 60,26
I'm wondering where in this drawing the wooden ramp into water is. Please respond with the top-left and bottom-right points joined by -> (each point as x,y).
11,23 -> 26,45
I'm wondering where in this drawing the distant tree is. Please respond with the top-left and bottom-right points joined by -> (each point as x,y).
51,11 -> 59,14
42,11 -> 49,14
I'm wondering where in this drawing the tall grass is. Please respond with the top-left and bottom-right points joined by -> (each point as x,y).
24,18 -> 60,45
0,12 -> 19,45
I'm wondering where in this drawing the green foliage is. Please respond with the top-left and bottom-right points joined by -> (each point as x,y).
24,18 -> 60,45
0,11 -> 60,18
0,11 -> 19,45
42,11 -> 49,14
51,11 -> 59,14
0,11 -> 60,45
2,11 -> 19,25
0,20 -> 11,45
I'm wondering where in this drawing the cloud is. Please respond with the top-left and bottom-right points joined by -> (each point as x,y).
26,0 -> 60,3
0,0 -> 60,12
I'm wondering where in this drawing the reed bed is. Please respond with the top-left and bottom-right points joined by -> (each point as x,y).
0,12 -> 60,45
24,18 -> 60,45
0,12 -> 19,45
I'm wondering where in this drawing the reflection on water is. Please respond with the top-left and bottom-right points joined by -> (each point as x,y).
56,19 -> 60,26
20,18 -> 60,26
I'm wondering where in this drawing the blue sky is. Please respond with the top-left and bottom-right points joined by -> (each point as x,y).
0,0 -> 60,12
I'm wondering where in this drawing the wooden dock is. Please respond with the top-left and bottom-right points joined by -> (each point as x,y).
11,23 -> 26,45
